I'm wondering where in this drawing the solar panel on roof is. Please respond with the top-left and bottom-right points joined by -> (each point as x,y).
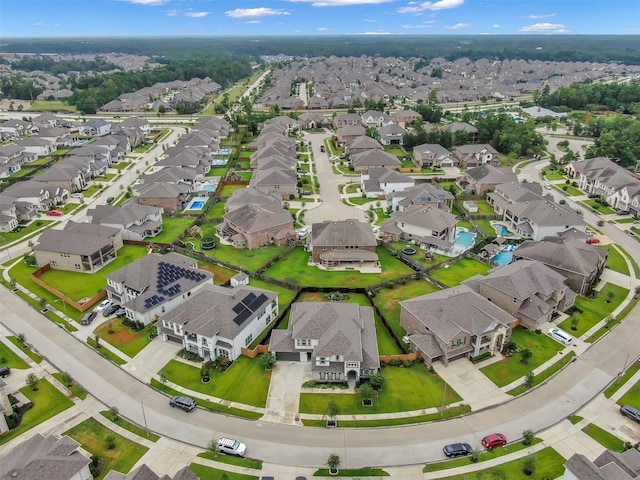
241,292 -> 257,307
233,308 -> 252,325
247,294 -> 268,313
232,303 -> 245,314
158,296 -> 165,302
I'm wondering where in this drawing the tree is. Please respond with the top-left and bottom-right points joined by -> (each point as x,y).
359,382 -> 374,405
520,348 -> 532,365
524,371 -> 535,389
369,373 -> 384,391
326,453 -> 341,474
522,429 -> 535,446
61,372 -> 73,387
571,317 -> 580,331
109,405 -> 120,422
17,333 -> 26,345
105,435 -> 116,450
207,437 -> 219,456
26,373 -> 39,391
260,352 -> 276,370
326,400 -> 339,427
523,456 -> 536,476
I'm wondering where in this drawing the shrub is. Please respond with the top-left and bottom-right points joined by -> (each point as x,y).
89,455 -> 103,478
522,429 -> 535,446
523,456 -> 536,476
105,435 -> 116,450
471,351 -> 492,363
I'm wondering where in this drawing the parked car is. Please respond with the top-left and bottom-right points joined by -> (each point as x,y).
71,193 -> 84,199
169,395 -> 197,412
301,190 -> 312,195
548,327 -> 573,345
544,183 -> 552,190
620,404 -> 640,423
586,237 -> 601,244
0,366 -> 11,378
115,307 -> 126,317
588,193 -> 600,198
617,209 -> 630,215
320,145 -> 325,152
298,227 -> 309,238
106,196 -> 115,204
443,442 -> 472,457
217,437 -> 247,457
481,433 -> 507,450
46,210 -> 64,216
103,304 -> 121,316
95,299 -> 112,312
81,311 -> 97,325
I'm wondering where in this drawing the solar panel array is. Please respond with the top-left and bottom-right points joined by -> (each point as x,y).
142,261 -> 208,310
232,292 -> 269,326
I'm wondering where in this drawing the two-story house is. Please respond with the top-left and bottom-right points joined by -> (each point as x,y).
217,203 -> 295,250
412,143 -> 457,168
86,202 -> 164,241
309,219 -> 379,271
361,167 -> 415,198
387,183 -> 454,213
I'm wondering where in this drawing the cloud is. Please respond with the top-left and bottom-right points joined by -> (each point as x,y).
120,0 -> 168,5
492,23 -> 500,28
397,0 -> 463,14
520,22 -> 568,33
402,20 -> 437,28
445,22 -> 471,30
317,27 -> 330,31
363,18 -> 376,23
226,7 -> 291,18
247,20 -> 261,24
287,0 -> 394,7
165,9 -> 179,16
185,11 -> 209,18
526,12 -> 556,19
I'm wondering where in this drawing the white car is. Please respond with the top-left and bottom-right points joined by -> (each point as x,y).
95,299 -> 112,312
298,227 -> 309,238
71,193 -> 84,198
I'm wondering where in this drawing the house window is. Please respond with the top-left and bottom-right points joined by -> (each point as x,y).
50,261 -> 58,267
327,372 -> 333,380
75,264 -> 82,270
201,337 -> 208,346
346,362 -> 358,368
336,372 -> 341,380
245,334 -> 253,346
452,338 -> 466,348
319,372 -> 325,380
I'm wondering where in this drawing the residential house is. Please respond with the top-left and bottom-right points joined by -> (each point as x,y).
441,122 -> 478,140
0,198 -> 19,232
461,165 -> 518,194
161,283 -> 278,361
34,222 -> 122,273
412,144 -> 457,168
217,203 -> 295,250
298,112 -> 329,130
309,219 -> 379,271
3,180 -> 52,211
513,236 -> 607,295
0,119 -> 37,141
104,464 -> 199,480
336,125 -> 366,145
269,302 -> 380,385
133,182 -> 191,213
454,144 -> 500,168
378,123 -> 406,146
78,119 -> 111,137
387,183 -> 454,212
400,284 -> 514,365
502,198 -> 586,240
389,109 -> 421,128
15,137 -> 56,157
361,167 -> 414,198
118,116 -> 152,135
33,162 -> 89,193
106,252 -> 213,325
361,110 -> 391,127
225,187 -> 282,212
563,449 -> 640,480
346,136 -> 384,155
0,433 -> 92,480
351,149 -> 401,171
87,203 -> 164,241
333,113 -> 362,128
465,260 -> 576,330
487,182 -> 544,216
249,167 -> 298,198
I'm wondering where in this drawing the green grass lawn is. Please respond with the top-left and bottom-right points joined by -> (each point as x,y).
466,199 -> 495,216
429,258 -> 491,286
189,463 -> 259,480
208,167 -> 228,177
52,372 -> 87,400
148,217 -> 195,243
480,327 -> 563,387
561,185 -> 584,196
0,220 -> 53,245
94,317 -> 154,358
433,447 -> 565,480
87,337 -> 127,365
93,173 -> 119,182
0,379 -> 74,445
160,356 -> 270,407
205,200 -> 226,219
543,170 -> 566,180
372,279 -> 441,343
388,242 -> 450,268
606,360 -> 640,398
299,363 -> 462,415
599,245 -> 630,275
64,417 -> 149,480
110,161 -> 131,171
219,184 -> 247,196
581,200 -> 616,215
473,219 -> 497,237
345,197 -> 377,206
197,451 -> 262,470
0,339 -> 30,369
7,336 -> 43,363
507,351 -> 576,396
314,468 -> 389,477
617,370 -> 640,406
559,283 -> 628,336
100,410 -> 160,442
84,184 -> 103,197
264,247 -> 414,288
582,423 -> 626,452
195,242 -> 289,272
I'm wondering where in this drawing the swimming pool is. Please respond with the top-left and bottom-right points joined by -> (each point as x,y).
185,197 -> 208,211
492,251 -> 513,265
494,224 -> 514,237
202,185 -> 216,192
454,231 -> 476,248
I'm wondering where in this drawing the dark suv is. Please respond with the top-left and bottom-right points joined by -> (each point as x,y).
81,311 -> 97,325
103,304 -> 121,316
169,395 -> 196,412
620,404 -> 640,423
443,442 -> 472,457
0,366 -> 11,378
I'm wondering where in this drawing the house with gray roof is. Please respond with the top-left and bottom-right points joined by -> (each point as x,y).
78,119 -> 111,137
563,449 -> 640,480
333,113 -> 362,128
465,260 -> 576,330
0,433 -> 92,480
361,110 -> 391,128
269,302 -> 380,385
105,464 -> 198,480
106,252 -> 213,325
225,187 -> 282,213
249,167 -> 297,198
361,167 -> 414,198
298,112 -> 329,130
118,116 -> 152,135
503,198 -> 586,241
217,203 -> 295,250
87,202 -> 163,241
15,137 -> 56,157
309,219 -> 379,271
454,144 -> 500,168
160,283 -> 278,362
461,165 -> 518,194
336,125 -> 366,145
513,236 -> 607,295
34,222 -> 122,273
387,183 -> 454,212
346,135 -> 384,155
400,284 -> 514,366
389,109 -> 421,128
378,123 -> 406,146
487,182 -> 544,215
351,149 -> 401,172
412,143 -> 457,168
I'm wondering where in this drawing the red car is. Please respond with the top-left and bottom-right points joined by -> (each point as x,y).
586,237 -> 600,244
481,433 -> 507,449
46,210 -> 64,216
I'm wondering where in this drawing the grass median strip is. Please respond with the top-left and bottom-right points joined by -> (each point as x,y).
190,464 -> 258,480
52,372 -> 87,400
87,337 -> 127,365
100,410 -> 160,442
605,360 -> 640,399
7,335 -> 43,363
314,468 -> 389,476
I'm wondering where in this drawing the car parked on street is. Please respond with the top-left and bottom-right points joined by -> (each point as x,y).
620,404 -> 640,423
481,433 -> 507,449
443,442 -> 472,457
46,210 -> 64,216
169,395 -> 197,412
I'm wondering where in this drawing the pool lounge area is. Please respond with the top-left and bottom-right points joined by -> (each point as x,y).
450,228 -> 477,256
491,221 -> 517,237
184,197 -> 208,211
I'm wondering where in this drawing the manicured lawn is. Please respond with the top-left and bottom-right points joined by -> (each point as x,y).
561,185 -> 584,196
599,245 -> 629,275
264,247 -> 414,288
582,423 -> 626,452
84,184 -> 103,197
559,283 -> 628,336
474,219 -> 496,236
581,200 -> 615,215
149,217 -> 195,243
94,317 -> 154,358
429,258 -> 491,286
0,219 -> 53,245
245,277 -> 297,316
100,410 -> 160,442
93,173 -> 119,182
507,351 -> 576,396
299,363 -> 462,415
0,379 -> 74,445
307,405 -> 471,428
160,356 -> 270,407
314,468 -> 389,477
480,327 -> 563,387
219,184 -> 247,196
87,337 -> 127,365
543,170 -> 566,180
466,199 -> 495,216
0,339 -> 30,369
372,279 -> 441,343
64,417 -> 148,480
205,200 -> 226,219
433,447 -> 565,480
52,372 -> 87,400
7,336 -> 43,363
110,161 -> 131,171
389,242 -> 450,268
197,451 -> 262,469
606,360 -> 640,398
189,463 -> 259,480
208,167 -> 228,177
197,242 -> 289,272
617,370 -> 640,406
345,197 -> 377,206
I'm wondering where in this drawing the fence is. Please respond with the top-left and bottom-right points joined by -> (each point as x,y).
31,263 -> 106,312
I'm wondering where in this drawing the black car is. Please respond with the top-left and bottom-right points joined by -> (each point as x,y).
103,304 -> 121,316
443,442 -> 472,457
81,311 -> 97,325
0,366 -> 11,378
620,404 -> 640,423
115,307 -> 127,317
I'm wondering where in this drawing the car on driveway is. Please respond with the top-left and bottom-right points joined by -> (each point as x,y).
443,442 -> 472,457
586,237 -> 601,244
115,307 -> 126,317
46,210 -> 64,216
95,299 -> 112,312
298,226 -> 309,238
0,366 -> 11,378
103,304 -> 121,316
81,311 -> 97,325
71,193 -> 84,198
481,433 -> 507,449
620,404 -> 640,423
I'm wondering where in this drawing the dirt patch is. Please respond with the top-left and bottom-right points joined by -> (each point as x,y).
298,292 -> 325,302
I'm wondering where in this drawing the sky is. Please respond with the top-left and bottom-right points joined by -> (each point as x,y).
0,0 -> 638,37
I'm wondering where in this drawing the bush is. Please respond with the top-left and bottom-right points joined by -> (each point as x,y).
89,455 -> 103,478
471,351 -> 492,363
522,429 -> 535,446
105,435 -> 116,450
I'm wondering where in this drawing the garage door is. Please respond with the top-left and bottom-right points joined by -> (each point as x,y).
165,334 -> 183,345
276,352 -> 300,362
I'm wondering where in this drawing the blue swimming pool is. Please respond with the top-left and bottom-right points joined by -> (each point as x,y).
202,185 -> 216,192
493,251 -> 513,265
185,197 -> 208,211
455,231 -> 476,248
494,224 -> 514,236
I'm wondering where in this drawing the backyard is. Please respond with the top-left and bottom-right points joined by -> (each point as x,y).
148,217 -> 195,244
429,258 -> 492,286
195,242 -> 290,272
559,283 -> 628,336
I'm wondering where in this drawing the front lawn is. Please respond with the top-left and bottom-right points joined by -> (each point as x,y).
148,217 -> 195,244
264,247 -> 414,288
100,410 -> 160,442
299,363 -> 462,415
480,327 -> 563,387
582,423 -> 626,452
83,184 -> 103,197
159,356 -> 270,407
197,242 -> 289,272
64,417 -> 148,480
0,219 -> 53,244
599,245 -> 629,275
0,339 -> 30,369
429,258 -> 491,287
607,360 -> 640,399
581,199 -> 615,215
559,283 -> 628,336
0,379 -> 74,445
189,464 -> 259,480
94,317 -> 154,358
617,371 -> 640,406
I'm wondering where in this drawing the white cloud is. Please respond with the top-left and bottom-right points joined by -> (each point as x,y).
492,23 -> 501,28
287,0 -> 394,7
526,12 -> 556,19
317,27 -> 330,31
186,11 -> 209,18
247,20 -> 261,24
120,0 -> 168,5
363,18 -> 376,23
226,7 -> 291,18
445,22 -> 471,30
397,0 -> 463,14
520,22 -> 568,33
165,9 -> 179,16
402,20 -> 436,28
